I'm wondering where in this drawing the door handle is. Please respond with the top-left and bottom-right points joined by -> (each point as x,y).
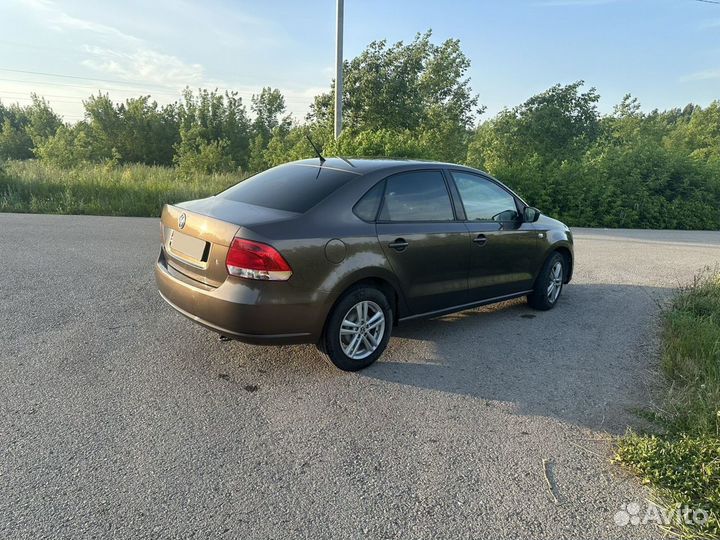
388,238 -> 409,252
473,234 -> 487,246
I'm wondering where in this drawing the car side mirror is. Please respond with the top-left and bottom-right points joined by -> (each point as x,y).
523,206 -> 541,223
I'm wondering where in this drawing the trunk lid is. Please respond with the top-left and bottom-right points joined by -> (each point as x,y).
160,196 -> 298,287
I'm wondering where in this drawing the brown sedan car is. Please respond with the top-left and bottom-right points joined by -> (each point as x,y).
155,158 -> 573,371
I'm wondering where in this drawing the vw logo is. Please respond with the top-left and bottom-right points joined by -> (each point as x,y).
178,213 -> 186,229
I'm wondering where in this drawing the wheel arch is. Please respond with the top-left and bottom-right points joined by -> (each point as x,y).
553,245 -> 574,283
324,271 -> 406,328
534,242 -> 574,287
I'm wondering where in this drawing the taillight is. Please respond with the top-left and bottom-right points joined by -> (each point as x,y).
225,238 -> 292,281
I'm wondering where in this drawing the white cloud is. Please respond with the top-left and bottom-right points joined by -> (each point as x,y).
20,0 -> 203,89
19,0 -> 141,43
9,0 -> 321,121
81,46 -> 204,88
681,68 -> 720,82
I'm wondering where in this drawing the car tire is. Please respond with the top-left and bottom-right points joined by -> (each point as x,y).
528,252 -> 565,311
319,286 -> 392,371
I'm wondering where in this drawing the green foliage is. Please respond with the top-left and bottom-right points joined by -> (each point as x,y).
667,102 -> 720,163
468,81 -> 600,169
308,29 -> 479,158
34,124 -> 94,168
175,138 -> 236,175
0,118 -> 32,160
0,159 -> 241,217
248,88 -> 292,172
615,273 -> 720,539
25,94 -> 63,149
660,272 -> 720,435
331,128 -> 425,158
0,102 -> 33,160
615,434 -> 719,539
251,87 -> 291,142
174,88 -> 250,174
467,83 -> 720,230
1,31 -> 719,229
263,126 -> 318,168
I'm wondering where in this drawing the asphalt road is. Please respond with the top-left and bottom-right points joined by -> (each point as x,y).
1,214 -> 719,540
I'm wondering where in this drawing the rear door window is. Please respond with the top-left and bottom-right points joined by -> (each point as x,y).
219,163 -> 356,213
378,171 -> 454,222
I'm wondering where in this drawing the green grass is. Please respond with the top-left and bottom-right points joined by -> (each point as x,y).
0,160 -> 244,217
615,271 -> 720,539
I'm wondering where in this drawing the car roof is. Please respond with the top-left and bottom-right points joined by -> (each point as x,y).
292,157 -> 466,175
289,157 -> 529,209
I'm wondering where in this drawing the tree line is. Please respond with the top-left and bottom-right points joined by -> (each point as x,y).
1,31 -> 718,229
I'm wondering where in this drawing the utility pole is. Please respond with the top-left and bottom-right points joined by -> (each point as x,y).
334,0 -> 344,139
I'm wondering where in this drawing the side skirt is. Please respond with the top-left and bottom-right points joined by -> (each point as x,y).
398,290 -> 534,323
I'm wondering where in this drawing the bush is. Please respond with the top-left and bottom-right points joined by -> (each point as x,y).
174,138 -> 237,175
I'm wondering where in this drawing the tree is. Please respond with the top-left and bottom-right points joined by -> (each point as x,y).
251,87 -> 291,141
174,88 -> 251,174
83,93 -> 123,160
0,102 -> 32,160
668,101 -> 720,163
263,125 -> 318,168
467,81 -> 600,172
115,96 -> 179,165
34,123 -> 94,168
0,118 -> 32,160
308,31 -> 480,131
308,31 -> 481,163
249,87 -> 291,172
25,94 -> 63,151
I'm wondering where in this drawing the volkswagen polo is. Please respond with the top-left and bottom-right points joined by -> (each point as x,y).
155,158 -> 573,371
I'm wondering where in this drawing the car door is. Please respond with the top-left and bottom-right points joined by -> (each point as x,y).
375,169 -> 470,315
448,170 -> 541,301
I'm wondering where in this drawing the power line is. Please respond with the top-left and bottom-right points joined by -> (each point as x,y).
0,90 -> 92,100
0,68 -> 314,103
0,77 -> 312,104
694,0 -> 720,4
0,39 -> 78,54
0,95 -> 80,104
0,67 -> 184,91
0,76 -> 183,97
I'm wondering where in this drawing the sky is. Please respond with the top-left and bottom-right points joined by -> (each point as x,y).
0,0 -> 718,123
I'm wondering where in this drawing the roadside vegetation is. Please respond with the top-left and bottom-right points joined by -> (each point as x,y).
1,30 -> 719,225
0,160 -> 239,217
615,272 -> 720,539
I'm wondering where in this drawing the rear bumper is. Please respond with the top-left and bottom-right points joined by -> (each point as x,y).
155,249 -> 329,345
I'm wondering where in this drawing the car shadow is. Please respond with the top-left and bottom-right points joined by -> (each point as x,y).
361,283 -> 670,435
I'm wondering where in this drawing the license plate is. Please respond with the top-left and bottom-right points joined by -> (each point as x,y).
169,230 -> 207,261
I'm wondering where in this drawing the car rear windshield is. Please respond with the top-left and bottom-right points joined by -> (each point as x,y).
218,163 -> 356,213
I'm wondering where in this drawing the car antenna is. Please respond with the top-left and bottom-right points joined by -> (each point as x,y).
337,155 -> 355,168
305,134 -> 325,164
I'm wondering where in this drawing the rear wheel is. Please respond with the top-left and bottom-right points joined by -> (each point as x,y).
320,286 -> 392,371
528,252 -> 565,310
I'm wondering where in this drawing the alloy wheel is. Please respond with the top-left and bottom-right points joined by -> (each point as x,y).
339,300 -> 385,360
546,260 -> 563,303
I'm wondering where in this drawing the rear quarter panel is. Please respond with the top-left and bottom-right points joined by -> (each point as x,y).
236,205 -> 409,325
240,168 -> 415,319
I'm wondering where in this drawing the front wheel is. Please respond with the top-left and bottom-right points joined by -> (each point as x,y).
319,286 -> 392,371
528,252 -> 565,310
